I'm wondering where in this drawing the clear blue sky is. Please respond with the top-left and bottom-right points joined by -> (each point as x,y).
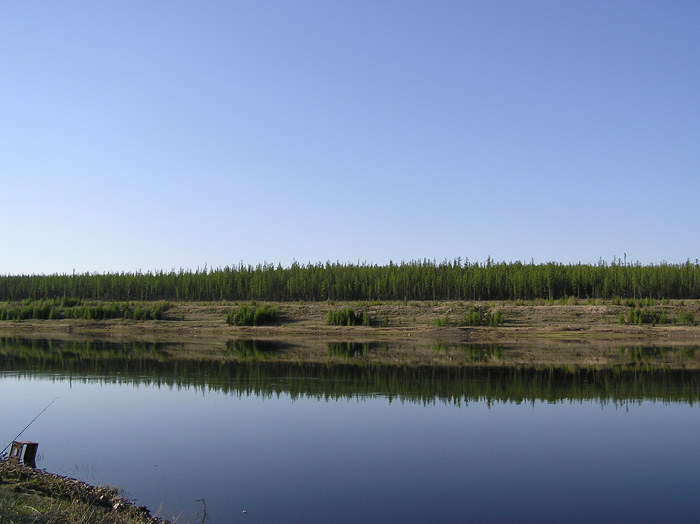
2,1 -> 698,275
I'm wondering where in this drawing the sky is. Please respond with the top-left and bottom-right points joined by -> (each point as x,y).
1,1 -> 698,275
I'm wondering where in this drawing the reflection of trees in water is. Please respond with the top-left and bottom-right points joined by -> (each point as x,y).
326,342 -> 390,359
620,345 -> 697,363
1,337 -> 699,405
226,339 -> 284,359
0,336 -> 177,358
433,343 -> 503,362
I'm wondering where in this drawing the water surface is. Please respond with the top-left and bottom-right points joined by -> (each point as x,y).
1,339 -> 699,523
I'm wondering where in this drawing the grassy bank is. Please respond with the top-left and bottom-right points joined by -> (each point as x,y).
0,299 -> 697,345
0,460 -> 165,524
0,299 -> 698,370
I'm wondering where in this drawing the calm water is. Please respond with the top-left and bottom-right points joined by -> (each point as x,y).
2,342 -> 700,523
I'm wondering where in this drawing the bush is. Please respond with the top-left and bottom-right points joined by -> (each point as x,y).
624,308 -> 667,325
486,310 -> 504,326
152,301 -> 171,320
227,305 -> 278,326
0,300 -> 172,322
457,306 -> 504,327
254,305 -> 278,325
463,308 -> 483,326
677,310 -> 696,325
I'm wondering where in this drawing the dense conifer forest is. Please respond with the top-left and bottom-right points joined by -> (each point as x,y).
0,260 -> 698,302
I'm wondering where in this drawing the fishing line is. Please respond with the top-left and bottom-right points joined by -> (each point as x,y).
1,396 -> 59,455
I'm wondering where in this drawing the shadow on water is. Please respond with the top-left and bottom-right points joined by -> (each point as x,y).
1,337 -> 699,405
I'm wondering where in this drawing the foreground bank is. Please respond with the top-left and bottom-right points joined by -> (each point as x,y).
0,459 -> 167,524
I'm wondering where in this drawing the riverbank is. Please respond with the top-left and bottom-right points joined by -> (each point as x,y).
0,459 -> 167,523
1,299 -> 698,370
1,299 -> 698,344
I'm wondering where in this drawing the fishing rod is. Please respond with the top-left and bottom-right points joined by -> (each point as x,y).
1,396 -> 59,455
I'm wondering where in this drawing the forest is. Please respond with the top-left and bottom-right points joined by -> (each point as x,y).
0,259 -> 698,302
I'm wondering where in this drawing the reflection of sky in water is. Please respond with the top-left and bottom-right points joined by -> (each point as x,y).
2,373 -> 699,524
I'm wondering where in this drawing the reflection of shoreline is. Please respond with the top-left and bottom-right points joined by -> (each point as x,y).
1,337 -> 699,404
1,334 -> 700,370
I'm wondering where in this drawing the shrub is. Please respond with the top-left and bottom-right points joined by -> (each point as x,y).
677,310 -> 696,325
253,306 -> 277,325
625,308 -> 665,325
227,305 -> 278,326
487,310 -> 504,326
457,306 -> 504,327
463,308 -> 483,326
327,308 -> 365,326
0,300 -> 171,322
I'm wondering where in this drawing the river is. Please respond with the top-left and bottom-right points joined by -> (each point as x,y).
2,337 -> 700,523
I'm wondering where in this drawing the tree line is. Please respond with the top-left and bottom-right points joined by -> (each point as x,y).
0,259 -> 698,302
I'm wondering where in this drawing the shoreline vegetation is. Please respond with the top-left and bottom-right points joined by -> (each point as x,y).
0,299 -> 698,369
